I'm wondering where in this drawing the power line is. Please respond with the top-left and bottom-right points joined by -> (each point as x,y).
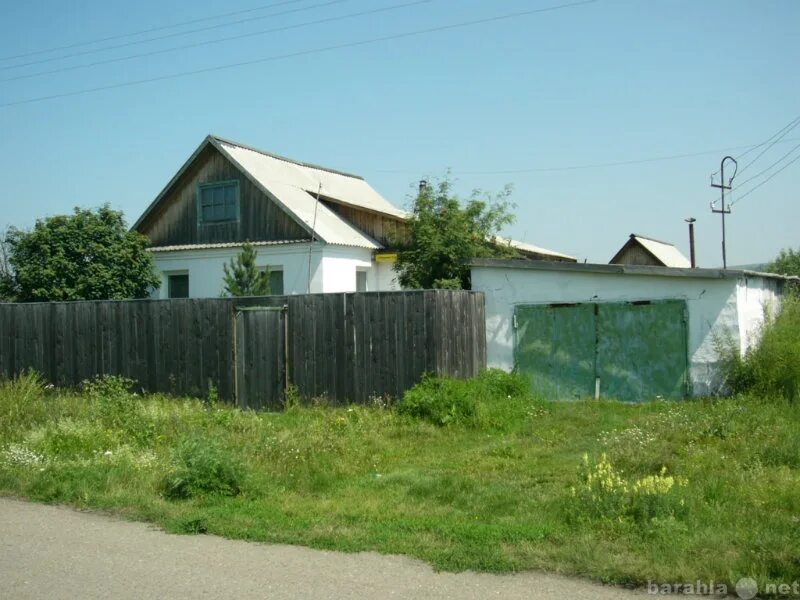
731,141 -> 800,193
730,142 -> 800,206
736,114 -> 800,176
366,137 -> 800,175
0,0 -> 351,72
0,0 -> 310,62
0,0 -> 597,109
1,0 -> 429,84
730,151 -> 800,206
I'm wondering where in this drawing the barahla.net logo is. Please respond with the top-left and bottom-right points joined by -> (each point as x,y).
647,577 -> 800,598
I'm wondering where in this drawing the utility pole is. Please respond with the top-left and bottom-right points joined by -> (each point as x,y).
710,156 -> 737,269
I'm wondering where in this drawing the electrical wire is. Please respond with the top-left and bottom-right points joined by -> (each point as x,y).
731,141 -> 800,194
0,0 -> 430,84
0,0 -> 310,62
730,143 -> 800,206
736,115 -> 800,176
0,0 -> 597,109
710,114 -> 800,178
0,0 -> 351,72
731,152 -> 800,205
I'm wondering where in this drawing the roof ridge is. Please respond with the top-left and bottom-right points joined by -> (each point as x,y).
631,233 -> 676,246
209,134 -> 365,181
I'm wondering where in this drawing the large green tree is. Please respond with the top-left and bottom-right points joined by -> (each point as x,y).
395,176 -> 518,289
223,242 -> 272,297
767,247 -> 800,277
4,206 -> 159,302
768,247 -> 800,295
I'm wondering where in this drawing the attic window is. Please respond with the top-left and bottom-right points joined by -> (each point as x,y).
198,181 -> 239,224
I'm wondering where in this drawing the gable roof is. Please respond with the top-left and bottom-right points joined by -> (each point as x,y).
134,135 -> 575,260
133,135 -> 409,250
610,234 -> 691,268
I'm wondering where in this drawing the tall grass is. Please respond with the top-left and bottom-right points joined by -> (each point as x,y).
0,367 -> 798,593
721,296 -> 800,402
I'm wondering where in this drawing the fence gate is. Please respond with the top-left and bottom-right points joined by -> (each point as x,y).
234,306 -> 287,410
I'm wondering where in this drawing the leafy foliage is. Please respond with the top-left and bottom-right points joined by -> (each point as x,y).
394,176 -> 518,290
767,247 -> 800,277
3,206 -> 159,302
767,247 -> 800,296
222,242 -> 271,297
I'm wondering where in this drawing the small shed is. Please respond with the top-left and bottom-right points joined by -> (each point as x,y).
470,259 -> 795,401
610,234 -> 690,268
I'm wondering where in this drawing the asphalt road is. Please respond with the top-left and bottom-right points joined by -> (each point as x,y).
0,498 -> 663,599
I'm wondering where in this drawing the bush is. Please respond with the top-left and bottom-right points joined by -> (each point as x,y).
161,436 -> 243,500
396,369 -> 534,428
720,298 -> 800,402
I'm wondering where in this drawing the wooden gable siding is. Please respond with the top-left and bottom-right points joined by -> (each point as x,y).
138,144 -> 309,247
612,243 -> 663,266
322,200 -> 409,248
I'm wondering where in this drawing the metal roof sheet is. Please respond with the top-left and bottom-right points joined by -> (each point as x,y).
631,234 -> 691,268
215,138 -> 408,220
470,258 -> 800,282
149,240 -> 309,252
502,238 -> 576,261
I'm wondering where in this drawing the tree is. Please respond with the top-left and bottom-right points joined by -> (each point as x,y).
768,247 -> 800,296
767,247 -> 800,277
394,176 -> 518,290
223,242 -> 271,296
4,206 -> 159,302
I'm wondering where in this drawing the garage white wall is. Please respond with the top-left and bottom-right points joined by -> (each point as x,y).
470,264 -> 785,397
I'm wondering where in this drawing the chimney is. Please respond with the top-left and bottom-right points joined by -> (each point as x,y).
685,217 -> 696,268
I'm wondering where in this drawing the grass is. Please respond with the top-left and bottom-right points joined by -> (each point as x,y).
1,369 -> 799,593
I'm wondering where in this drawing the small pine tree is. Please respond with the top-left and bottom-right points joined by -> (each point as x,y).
222,242 -> 271,297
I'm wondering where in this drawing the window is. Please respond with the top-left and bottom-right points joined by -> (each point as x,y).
168,274 -> 189,298
356,270 -> 368,292
198,181 -> 239,224
269,269 -> 284,295
257,267 -> 284,295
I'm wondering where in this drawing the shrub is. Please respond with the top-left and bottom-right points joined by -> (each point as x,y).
397,376 -> 477,426
161,436 -> 243,500
720,298 -> 800,402
396,369 -> 534,428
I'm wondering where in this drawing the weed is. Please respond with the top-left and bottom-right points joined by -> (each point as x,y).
160,436 -> 243,500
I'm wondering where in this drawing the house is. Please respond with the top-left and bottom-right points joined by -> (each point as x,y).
134,135 -> 574,298
470,258 -> 796,401
610,233 -> 690,268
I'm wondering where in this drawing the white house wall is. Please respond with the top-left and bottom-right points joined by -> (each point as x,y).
469,266 -> 782,397
151,243 -> 399,298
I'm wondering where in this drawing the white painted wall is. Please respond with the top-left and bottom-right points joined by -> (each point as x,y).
151,243 -> 399,298
470,264 -> 785,397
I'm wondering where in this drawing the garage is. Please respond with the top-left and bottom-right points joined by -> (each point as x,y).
470,258 -> 790,399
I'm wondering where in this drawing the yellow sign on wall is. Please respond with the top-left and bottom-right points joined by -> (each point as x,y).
375,253 -> 398,263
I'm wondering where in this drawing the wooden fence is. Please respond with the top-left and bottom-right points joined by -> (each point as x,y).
0,290 -> 486,409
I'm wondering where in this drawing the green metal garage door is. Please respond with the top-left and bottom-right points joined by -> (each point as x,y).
514,304 -> 596,400
514,300 -> 688,402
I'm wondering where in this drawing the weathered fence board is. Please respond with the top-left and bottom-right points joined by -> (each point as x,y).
0,290 -> 486,408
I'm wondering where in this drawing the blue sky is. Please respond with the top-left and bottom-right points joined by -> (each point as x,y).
0,0 -> 797,266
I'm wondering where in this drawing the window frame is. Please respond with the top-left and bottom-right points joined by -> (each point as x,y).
196,179 -> 241,225
166,271 -> 190,299
256,265 -> 284,296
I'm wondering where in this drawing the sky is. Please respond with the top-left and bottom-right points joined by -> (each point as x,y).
0,0 -> 797,267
